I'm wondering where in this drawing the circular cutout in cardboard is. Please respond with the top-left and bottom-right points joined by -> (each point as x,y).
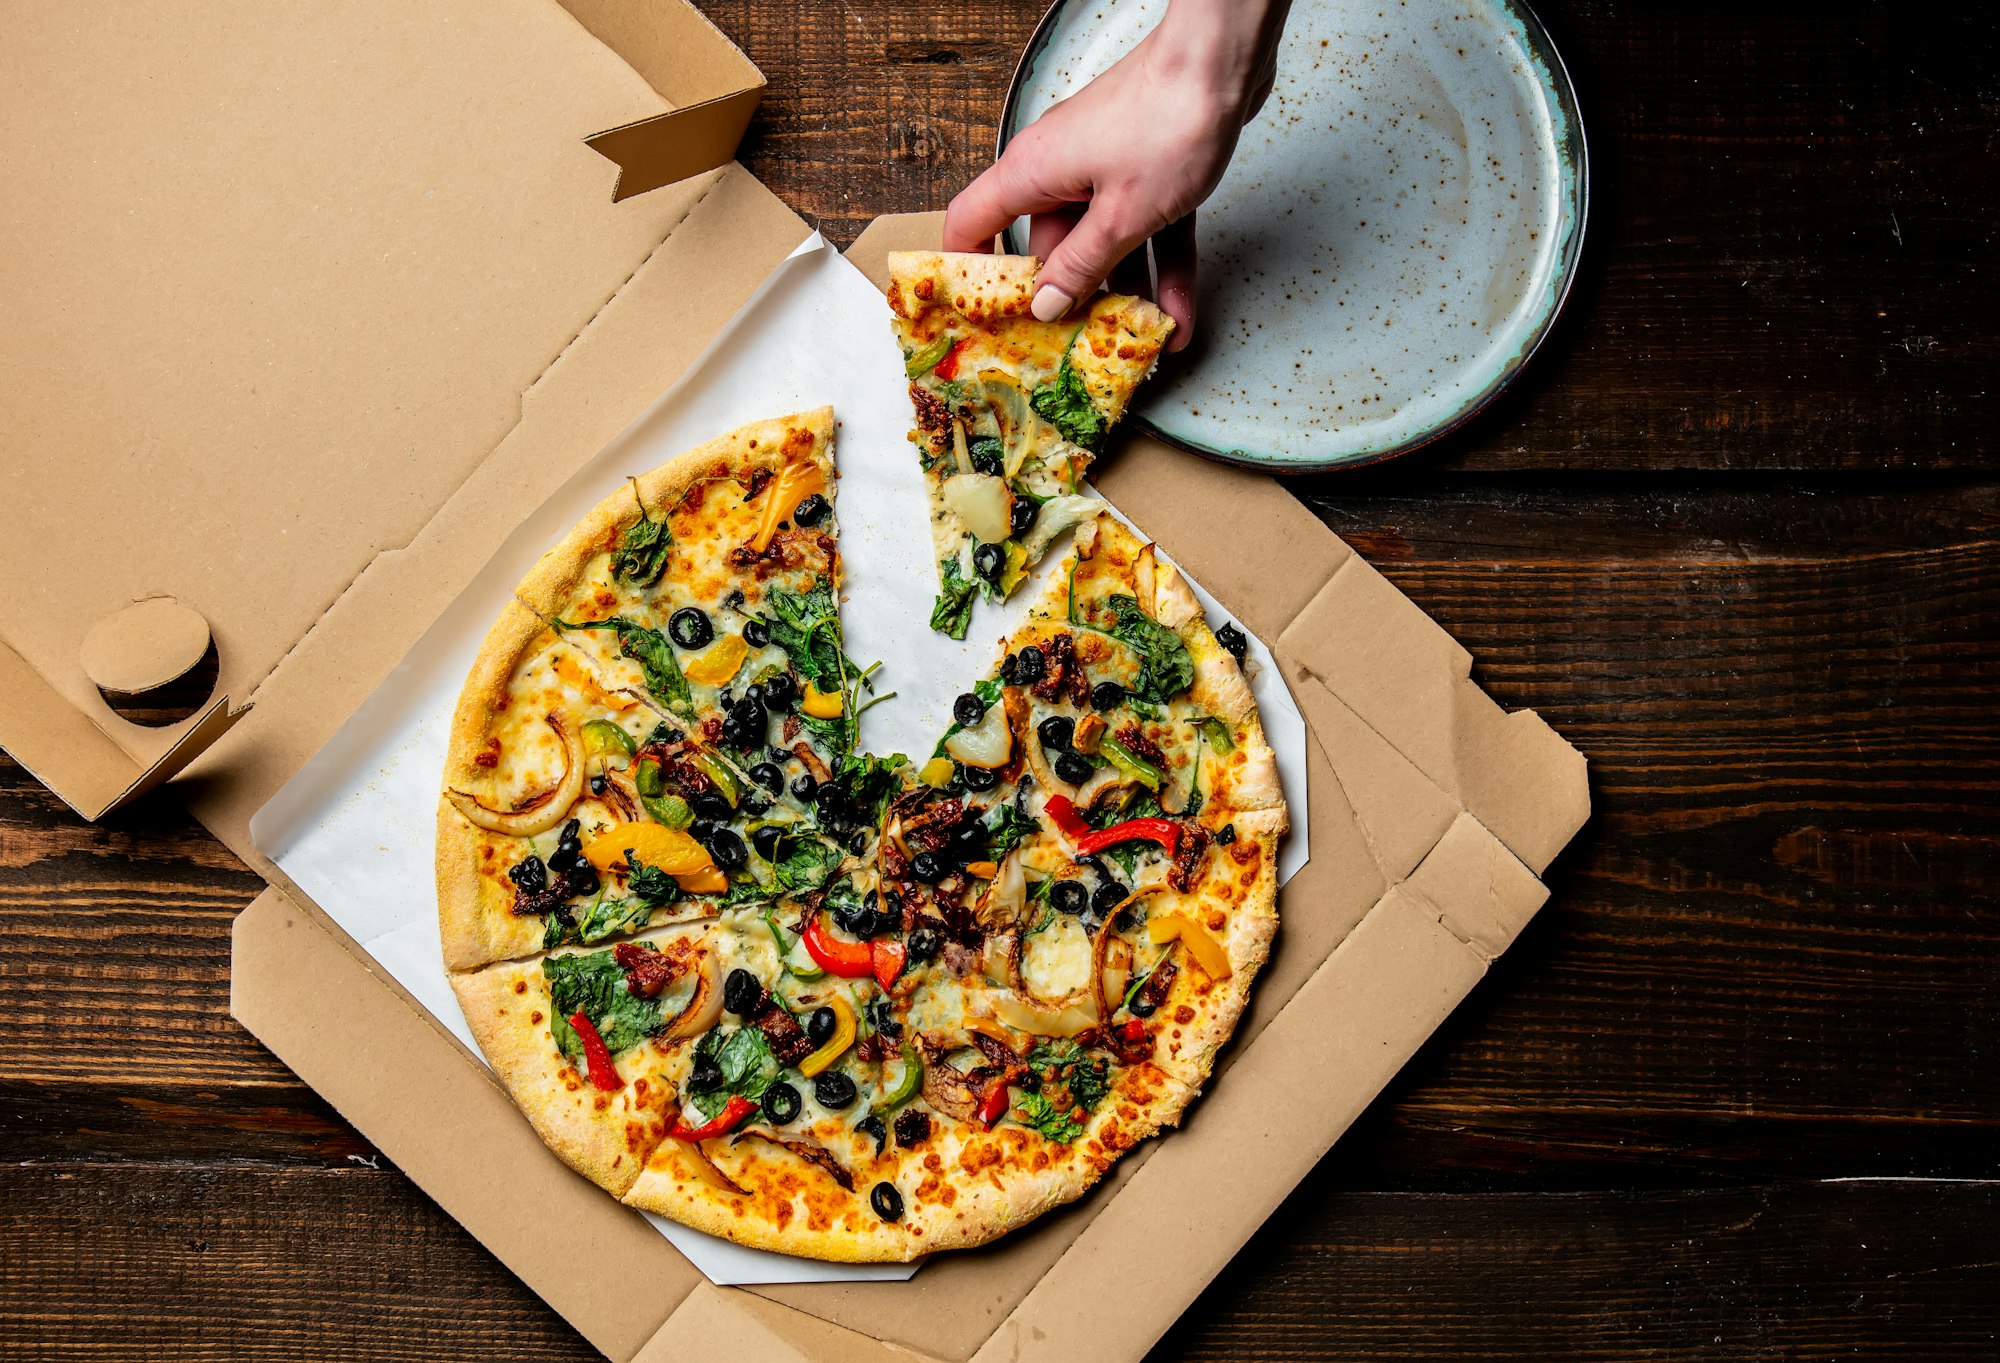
81,598 -> 212,696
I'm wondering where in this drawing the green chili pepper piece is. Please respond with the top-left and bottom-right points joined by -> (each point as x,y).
582,719 -> 636,760
641,792 -> 693,830
880,1041 -> 923,1109
1100,736 -> 1164,790
904,334 -> 954,379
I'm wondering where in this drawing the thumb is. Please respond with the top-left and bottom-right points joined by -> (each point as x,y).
1030,197 -> 1153,321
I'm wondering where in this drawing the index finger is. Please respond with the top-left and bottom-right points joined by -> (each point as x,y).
944,157 -> 1072,253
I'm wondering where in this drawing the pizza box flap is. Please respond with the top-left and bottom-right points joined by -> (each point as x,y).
0,0 -> 766,821
230,212 -> 1587,1361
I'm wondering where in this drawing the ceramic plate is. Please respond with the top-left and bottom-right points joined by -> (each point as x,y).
1001,0 -> 1587,471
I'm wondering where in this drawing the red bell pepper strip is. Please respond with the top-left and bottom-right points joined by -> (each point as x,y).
1075,817 -> 1181,859
801,911 -> 875,978
931,337 -> 970,382
974,1078 -> 1012,1130
672,1094 -> 757,1141
1043,794 -> 1091,841
871,940 -> 908,991
1118,1018 -> 1149,1045
569,1011 -> 622,1092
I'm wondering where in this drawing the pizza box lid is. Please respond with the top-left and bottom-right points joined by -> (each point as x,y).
2,4 -> 1591,1357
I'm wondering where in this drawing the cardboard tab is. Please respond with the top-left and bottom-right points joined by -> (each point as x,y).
586,90 -> 765,202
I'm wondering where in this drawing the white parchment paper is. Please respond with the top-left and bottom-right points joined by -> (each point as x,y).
251,237 -> 1309,1285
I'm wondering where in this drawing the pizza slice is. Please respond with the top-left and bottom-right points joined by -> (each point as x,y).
883,252 -> 1173,637
513,407 -> 878,776
436,601 -> 726,972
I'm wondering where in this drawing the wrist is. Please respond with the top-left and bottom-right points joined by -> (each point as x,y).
1145,0 -> 1290,114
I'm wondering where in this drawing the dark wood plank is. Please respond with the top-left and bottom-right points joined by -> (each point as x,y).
1151,1177 -> 2000,1361
2,1164 -> 1992,1361
701,0 -> 2000,470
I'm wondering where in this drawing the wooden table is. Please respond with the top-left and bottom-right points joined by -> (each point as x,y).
4,2 -> 1995,1357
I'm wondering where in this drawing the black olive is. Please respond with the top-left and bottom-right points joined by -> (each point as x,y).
507,855 -> 548,895
812,785 -> 844,821
1010,496 -> 1038,538
813,1070 -> 857,1110
952,691 -> 986,726
893,1108 -> 932,1148
718,716 -> 744,748
558,818 -> 582,844
762,672 -> 796,710
962,763 -> 999,792
1015,645 -> 1046,683
688,820 -> 719,846
806,1006 -> 838,1046
562,863 -> 600,899
691,792 -> 734,824
706,828 -> 748,871
907,925 -> 941,961
1037,715 -> 1075,752
790,773 -> 818,800
1216,822 -> 1238,846
972,542 -> 1004,581
652,725 -> 685,746
744,683 -> 765,705
949,822 -> 987,863
1092,881 -> 1127,918
722,968 -> 763,1016
748,761 -> 783,792
589,774 -> 608,796
1090,681 -> 1126,711
849,828 -> 870,855
1216,622 -> 1248,660
857,1113 -> 889,1155
740,797 -> 772,819
792,493 -> 831,527
1054,750 -> 1094,785
690,1054 -> 724,1091
867,998 -> 904,1038
761,1081 -> 802,1125
1051,880 -> 1088,915
909,851 -> 943,884
1128,993 -> 1158,1018
668,608 -> 714,650
743,618 -> 771,648
880,888 -> 904,917
548,843 -> 580,873
724,589 -> 747,613
998,653 -> 1019,683
870,1180 -> 904,1222
972,448 -> 1003,477
751,825 -> 784,862
731,696 -> 767,733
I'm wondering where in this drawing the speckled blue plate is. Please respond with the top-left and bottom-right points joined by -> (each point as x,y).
1001,0 -> 1587,472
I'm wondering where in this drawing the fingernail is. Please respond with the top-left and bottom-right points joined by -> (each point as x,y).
1031,286 -> 1073,322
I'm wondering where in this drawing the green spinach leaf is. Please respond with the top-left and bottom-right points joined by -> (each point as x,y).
772,835 -> 843,895
764,579 -> 845,692
623,853 -> 681,910
930,557 -> 977,640
1104,595 -> 1194,703
611,484 -> 672,586
688,1026 -> 779,1120
1028,330 -> 1107,452
553,617 -> 692,717
577,896 -> 654,944
543,949 -> 663,1064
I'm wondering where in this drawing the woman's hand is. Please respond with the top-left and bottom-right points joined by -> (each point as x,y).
944,0 -> 1291,350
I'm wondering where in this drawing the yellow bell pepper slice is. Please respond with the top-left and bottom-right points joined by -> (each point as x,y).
918,756 -> 955,788
1145,914 -> 1232,980
553,651 -> 637,711
750,459 -> 828,553
801,680 -> 844,719
684,634 -> 748,686
581,822 -> 718,884
798,994 -> 857,1077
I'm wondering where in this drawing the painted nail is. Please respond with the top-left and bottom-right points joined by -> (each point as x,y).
1031,286 -> 1073,322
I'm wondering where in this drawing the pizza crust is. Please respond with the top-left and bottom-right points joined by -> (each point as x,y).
887,250 -> 1040,325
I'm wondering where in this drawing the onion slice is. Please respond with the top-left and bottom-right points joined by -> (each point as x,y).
672,1134 -> 749,1196
662,949 -> 723,1039
1089,887 -> 1167,1025
941,472 -> 1015,544
945,700 -> 1013,769
447,714 -> 584,838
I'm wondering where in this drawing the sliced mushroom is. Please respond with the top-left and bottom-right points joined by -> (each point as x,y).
447,714 -> 584,837
972,850 -> 1027,933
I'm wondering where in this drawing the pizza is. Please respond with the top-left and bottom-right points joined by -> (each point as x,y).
439,410 -> 1284,1262
885,251 -> 1174,638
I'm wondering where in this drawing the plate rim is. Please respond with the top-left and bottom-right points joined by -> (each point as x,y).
996,0 -> 1591,475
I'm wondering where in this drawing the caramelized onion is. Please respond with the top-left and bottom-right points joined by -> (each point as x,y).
662,949 -> 722,1040
1089,886 -> 1166,1025
673,1135 -> 748,1197
447,714 -> 583,837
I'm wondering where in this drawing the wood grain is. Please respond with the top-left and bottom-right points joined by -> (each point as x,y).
4,0 -> 1998,1357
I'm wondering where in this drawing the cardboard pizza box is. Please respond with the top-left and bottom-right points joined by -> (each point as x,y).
2,4 -> 1590,1360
